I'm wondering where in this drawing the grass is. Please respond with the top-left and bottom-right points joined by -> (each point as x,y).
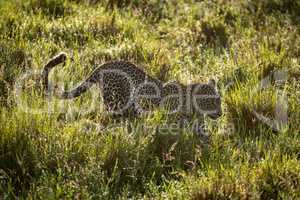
0,0 -> 300,199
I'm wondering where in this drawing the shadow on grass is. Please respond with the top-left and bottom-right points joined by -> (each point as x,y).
100,129 -> 207,195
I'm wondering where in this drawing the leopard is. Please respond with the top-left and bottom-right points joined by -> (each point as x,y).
42,52 -> 222,139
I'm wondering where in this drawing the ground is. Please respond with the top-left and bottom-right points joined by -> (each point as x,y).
0,0 -> 300,199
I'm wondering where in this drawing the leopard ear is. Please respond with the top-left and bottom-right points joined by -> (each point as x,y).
208,79 -> 216,87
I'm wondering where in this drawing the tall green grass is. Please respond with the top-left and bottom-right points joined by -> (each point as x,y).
0,0 -> 299,199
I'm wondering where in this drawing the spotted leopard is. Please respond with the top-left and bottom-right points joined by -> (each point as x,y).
42,52 -> 222,137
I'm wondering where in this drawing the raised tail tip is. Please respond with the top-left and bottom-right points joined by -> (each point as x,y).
54,52 -> 68,62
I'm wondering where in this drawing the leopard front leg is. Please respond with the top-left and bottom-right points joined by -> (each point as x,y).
189,115 -> 210,143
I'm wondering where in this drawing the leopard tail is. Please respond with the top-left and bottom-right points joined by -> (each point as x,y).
42,52 -> 95,99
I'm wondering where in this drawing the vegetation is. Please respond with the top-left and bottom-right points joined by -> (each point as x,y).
0,0 -> 300,199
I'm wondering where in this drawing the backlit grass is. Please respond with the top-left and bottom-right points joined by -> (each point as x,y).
0,0 -> 299,199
